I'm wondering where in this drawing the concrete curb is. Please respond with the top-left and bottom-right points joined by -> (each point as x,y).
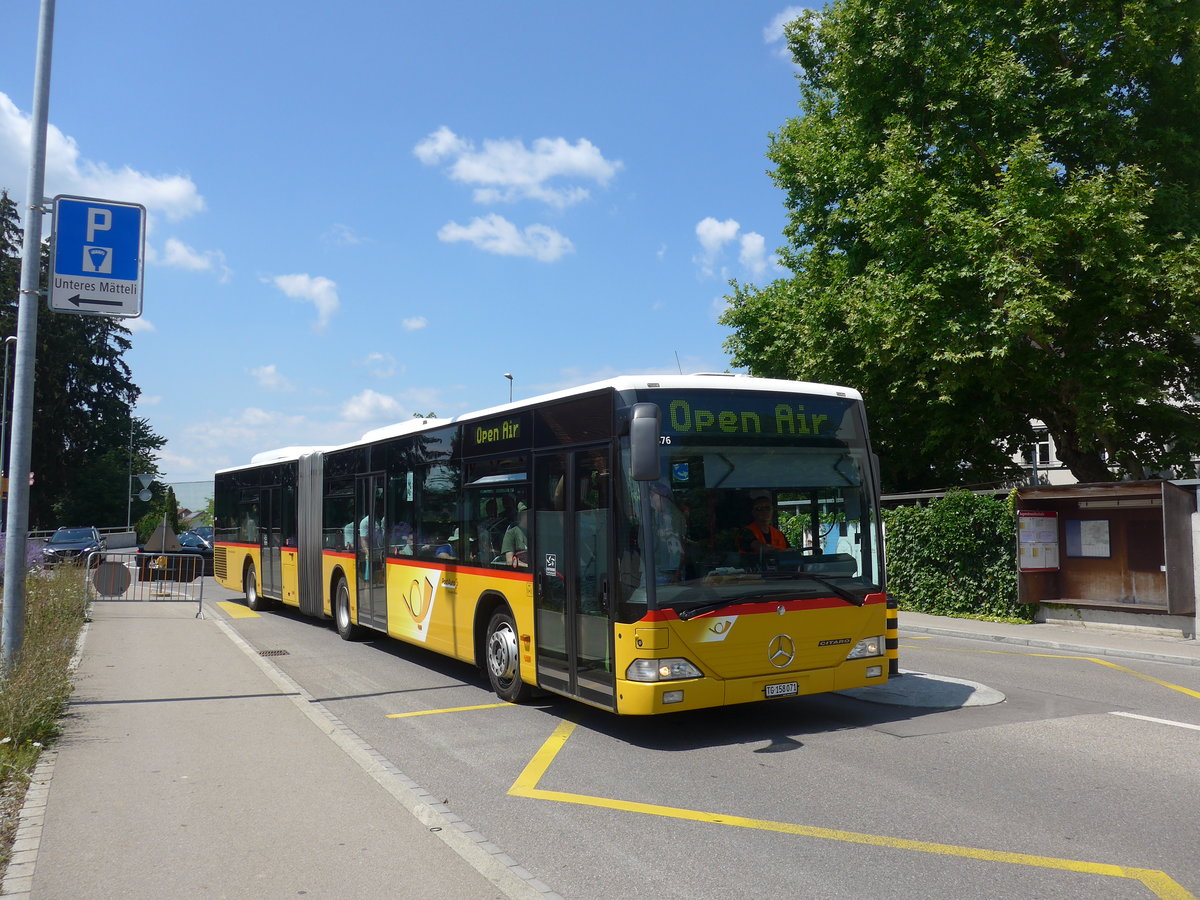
0,617 -> 92,900
902,622 -> 1200,668
209,608 -> 561,900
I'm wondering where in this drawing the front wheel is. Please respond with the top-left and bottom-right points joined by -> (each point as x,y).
245,562 -> 273,611
334,577 -> 365,641
485,609 -> 533,703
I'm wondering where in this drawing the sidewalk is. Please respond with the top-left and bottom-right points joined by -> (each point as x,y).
3,601 -> 555,900
900,609 -> 1200,668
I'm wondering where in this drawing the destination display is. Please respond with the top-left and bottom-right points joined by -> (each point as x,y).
642,391 -> 860,442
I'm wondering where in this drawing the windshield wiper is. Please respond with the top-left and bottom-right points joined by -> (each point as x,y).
676,577 -> 863,620
800,573 -> 864,607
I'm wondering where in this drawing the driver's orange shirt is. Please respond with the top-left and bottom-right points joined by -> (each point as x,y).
737,523 -> 789,551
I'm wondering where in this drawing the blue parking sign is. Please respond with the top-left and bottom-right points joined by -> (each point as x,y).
50,195 -> 146,317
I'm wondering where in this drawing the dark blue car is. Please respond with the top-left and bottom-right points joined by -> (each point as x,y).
41,526 -> 106,568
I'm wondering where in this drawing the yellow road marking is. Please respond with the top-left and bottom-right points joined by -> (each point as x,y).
216,601 -> 259,618
510,722 -> 1195,900
387,703 -> 511,719
901,643 -> 1200,700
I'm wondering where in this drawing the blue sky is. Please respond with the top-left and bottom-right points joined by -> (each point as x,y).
2,2 -> 813,486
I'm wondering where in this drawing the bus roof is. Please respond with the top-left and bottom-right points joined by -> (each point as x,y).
219,374 -> 862,471
449,373 -> 862,424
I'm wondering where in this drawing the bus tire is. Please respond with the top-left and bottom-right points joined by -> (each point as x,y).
244,562 -> 271,611
334,577 -> 365,641
485,609 -> 532,703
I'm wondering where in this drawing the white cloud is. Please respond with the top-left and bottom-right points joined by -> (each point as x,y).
764,7 -> 809,60
415,127 -> 621,209
696,217 -> 741,256
249,364 -> 293,392
438,214 -> 573,262
160,238 -> 209,271
158,238 -> 232,282
341,389 -> 404,422
185,407 -> 315,459
413,125 -> 469,165
124,317 -> 156,333
0,92 -> 204,222
401,316 -> 427,331
694,217 -> 777,279
323,223 -> 364,246
694,217 -> 740,277
267,273 -> 340,329
738,232 -> 768,278
358,352 -> 397,378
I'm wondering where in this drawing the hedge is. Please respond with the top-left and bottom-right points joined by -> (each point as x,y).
883,489 -> 1033,622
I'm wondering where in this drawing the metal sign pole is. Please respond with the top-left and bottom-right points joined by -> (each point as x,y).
3,0 -> 56,674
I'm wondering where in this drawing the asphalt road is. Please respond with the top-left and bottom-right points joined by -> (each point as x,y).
206,581 -> 1200,900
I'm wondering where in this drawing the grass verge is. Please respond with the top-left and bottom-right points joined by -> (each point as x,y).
0,568 -> 88,876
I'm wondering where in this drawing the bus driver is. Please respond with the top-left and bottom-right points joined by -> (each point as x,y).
737,492 -> 789,554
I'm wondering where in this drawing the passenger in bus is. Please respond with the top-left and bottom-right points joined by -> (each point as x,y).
736,493 -> 789,554
478,499 -> 506,562
499,494 -> 518,528
391,521 -> 414,556
502,503 -> 529,567
435,529 -> 459,559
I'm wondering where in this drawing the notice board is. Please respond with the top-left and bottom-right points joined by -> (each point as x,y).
1018,509 -> 1059,572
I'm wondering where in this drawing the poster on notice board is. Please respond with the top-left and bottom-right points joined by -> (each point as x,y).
1018,510 -> 1059,572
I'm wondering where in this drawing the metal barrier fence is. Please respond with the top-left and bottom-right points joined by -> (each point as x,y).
81,550 -> 206,616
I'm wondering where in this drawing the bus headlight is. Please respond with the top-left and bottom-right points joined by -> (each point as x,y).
626,658 -> 703,682
846,636 -> 884,659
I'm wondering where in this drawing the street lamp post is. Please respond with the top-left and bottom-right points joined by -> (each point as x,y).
0,336 -> 15,533
504,372 -> 513,403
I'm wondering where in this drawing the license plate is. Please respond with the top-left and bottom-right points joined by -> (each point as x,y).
764,681 -> 798,698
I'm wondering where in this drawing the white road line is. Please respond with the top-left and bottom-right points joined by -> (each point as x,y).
1110,711 -> 1200,731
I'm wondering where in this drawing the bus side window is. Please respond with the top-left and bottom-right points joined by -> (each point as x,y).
388,473 -> 415,556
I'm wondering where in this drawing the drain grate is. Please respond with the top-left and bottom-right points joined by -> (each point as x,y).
258,649 -> 290,657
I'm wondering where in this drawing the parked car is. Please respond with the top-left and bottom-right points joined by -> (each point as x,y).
176,530 -> 214,576
135,530 -> 211,582
41,526 -> 105,568
190,525 -> 213,542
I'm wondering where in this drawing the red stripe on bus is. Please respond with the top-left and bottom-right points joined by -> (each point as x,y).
385,557 -> 533,581
316,551 -> 532,582
638,591 -> 887,622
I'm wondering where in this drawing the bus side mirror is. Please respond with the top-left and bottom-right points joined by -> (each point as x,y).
630,403 -> 661,482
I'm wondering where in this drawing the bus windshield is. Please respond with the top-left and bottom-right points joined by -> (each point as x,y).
616,390 -> 883,622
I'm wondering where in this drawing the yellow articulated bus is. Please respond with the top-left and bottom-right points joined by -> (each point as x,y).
214,374 -> 889,715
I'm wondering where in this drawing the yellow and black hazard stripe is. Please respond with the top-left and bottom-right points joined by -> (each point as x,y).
886,593 -> 899,676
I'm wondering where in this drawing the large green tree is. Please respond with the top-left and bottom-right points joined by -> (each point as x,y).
0,189 -> 165,528
722,0 -> 1200,491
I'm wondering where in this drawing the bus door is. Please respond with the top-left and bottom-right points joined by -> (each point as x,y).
533,448 -> 615,709
355,474 -> 388,631
260,487 -> 282,598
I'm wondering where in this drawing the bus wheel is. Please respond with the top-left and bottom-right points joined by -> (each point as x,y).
335,577 -> 364,641
244,562 -> 263,610
485,610 -> 532,703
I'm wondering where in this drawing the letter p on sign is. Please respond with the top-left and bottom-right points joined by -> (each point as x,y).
86,208 -> 112,243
